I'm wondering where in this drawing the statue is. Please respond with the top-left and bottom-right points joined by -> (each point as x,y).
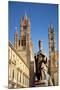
34,54 -> 47,80
34,39 -> 53,86
34,54 -> 53,86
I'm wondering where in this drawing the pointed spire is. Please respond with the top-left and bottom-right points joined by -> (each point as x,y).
14,27 -> 18,49
24,10 -> 27,19
20,17 -> 22,22
50,23 -> 54,29
15,27 -> 18,35
50,18 -> 54,29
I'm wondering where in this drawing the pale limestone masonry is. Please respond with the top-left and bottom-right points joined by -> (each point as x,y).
8,42 -> 29,88
8,13 -> 34,88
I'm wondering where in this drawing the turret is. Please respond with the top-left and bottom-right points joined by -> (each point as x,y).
14,27 -> 18,49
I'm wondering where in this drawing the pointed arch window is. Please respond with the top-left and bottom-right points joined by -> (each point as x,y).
21,40 -> 23,46
19,40 -> 20,46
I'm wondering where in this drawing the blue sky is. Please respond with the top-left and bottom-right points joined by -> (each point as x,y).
8,1 -> 58,56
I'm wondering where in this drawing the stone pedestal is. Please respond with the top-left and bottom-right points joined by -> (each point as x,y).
35,80 -> 48,87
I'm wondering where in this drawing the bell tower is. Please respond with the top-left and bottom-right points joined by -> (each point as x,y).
14,12 -> 34,66
19,12 -> 31,50
48,24 -> 57,85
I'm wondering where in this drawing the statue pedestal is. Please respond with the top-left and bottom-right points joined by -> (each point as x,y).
35,80 -> 48,87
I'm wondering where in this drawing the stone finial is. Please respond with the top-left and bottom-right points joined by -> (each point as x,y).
39,40 -> 42,50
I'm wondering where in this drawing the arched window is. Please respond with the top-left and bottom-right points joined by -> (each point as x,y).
19,40 -> 20,46
21,40 -> 23,46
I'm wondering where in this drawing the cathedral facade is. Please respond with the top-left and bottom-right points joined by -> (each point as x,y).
8,13 -> 34,88
8,13 -> 58,88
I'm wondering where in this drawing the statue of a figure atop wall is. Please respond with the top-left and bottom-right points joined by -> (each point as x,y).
34,40 -> 53,86
34,54 -> 47,80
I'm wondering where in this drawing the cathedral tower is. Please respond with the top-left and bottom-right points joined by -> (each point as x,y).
48,24 -> 57,85
14,12 -> 34,67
